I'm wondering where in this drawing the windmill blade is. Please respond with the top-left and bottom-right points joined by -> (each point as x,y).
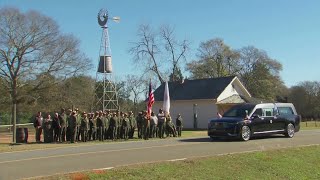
112,16 -> 121,23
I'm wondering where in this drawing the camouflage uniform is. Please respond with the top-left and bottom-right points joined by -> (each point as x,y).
109,113 -> 118,140
143,113 -> 150,140
136,112 -> 143,139
58,110 -> 67,142
166,115 -> 177,137
176,114 -> 183,137
128,112 -> 136,139
122,114 -> 130,140
96,113 -> 105,141
80,113 -> 89,142
68,112 -> 77,143
157,110 -> 166,139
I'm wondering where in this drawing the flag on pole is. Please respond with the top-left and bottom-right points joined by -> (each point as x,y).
147,81 -> 155,117
163,81 -> 170,115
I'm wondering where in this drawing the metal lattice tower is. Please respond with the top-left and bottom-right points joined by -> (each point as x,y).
93,9 -> 119,111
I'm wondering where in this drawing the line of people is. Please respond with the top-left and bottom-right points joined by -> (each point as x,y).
33,108 -> 183,143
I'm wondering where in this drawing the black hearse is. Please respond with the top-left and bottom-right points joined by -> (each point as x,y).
208,103 -> 301,141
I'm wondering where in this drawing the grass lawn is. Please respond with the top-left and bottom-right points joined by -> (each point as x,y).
300,121 -> 320,130
44,145 -> 320,180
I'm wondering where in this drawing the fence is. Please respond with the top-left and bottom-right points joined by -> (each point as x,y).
0,123 -> 33,133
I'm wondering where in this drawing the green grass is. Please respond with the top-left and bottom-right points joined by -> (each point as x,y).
47,145 -> 320,180
300,121 -> 320,130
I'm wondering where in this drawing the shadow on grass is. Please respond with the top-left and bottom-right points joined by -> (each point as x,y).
179,134 -> 288,143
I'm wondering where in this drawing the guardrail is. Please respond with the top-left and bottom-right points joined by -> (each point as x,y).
0,123 -> 33,128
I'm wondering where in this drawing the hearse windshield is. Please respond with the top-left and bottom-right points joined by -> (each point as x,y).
223,104 -> 255,118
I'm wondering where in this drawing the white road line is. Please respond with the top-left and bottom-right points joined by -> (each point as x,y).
93,167 -> 114,171
167,158 -> 187,162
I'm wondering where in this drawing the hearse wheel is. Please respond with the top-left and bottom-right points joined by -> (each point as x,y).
240,125 -> 251,141
285,123 -> 295,138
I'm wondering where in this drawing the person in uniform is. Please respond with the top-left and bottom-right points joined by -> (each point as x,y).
52,112 -> 61,142
88,113 -> 96,141
143,111 -> 150,140
104,110 -> 110,140
96,111 -> 105,141
150,112 -> 158,138
128,111 -> 136,139
33,111 -> 43,143
43,114 -> 53,143
68,111 -> 77,143
118,111 -> 124,139
136,111 -> 143,139
66,109 -> 72,141
58,108 -> 67,142
166,114 -> 177,137
109,112 -> 118,140
122,113 -> 130,140
75,108 -> 81,141
176,114 -> 183,137
80,112 -> 89,142
157,109 -> 166,139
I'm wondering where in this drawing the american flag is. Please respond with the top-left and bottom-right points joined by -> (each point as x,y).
147,81 -> 154,117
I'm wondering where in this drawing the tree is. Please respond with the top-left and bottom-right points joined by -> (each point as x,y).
186,38 -> 240,79
169,65 -> 183,82
0,8 -> 92,142
288,81 -> 320,120
129,24 -> 189,84
125,74 -> 145,114
237,46 -> 284,100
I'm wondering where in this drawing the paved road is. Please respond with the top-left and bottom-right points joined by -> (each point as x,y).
0,130 -> 320,180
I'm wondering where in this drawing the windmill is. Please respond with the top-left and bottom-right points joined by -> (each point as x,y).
93,9 -> 120,111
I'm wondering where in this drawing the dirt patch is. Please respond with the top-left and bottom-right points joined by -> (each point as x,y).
70,172 -> 89,180
93,170 -> 106,174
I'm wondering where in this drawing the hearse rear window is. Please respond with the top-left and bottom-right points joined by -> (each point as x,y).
278,107 -> 294,115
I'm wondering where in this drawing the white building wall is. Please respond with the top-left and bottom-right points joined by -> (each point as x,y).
153,99 -> 218,129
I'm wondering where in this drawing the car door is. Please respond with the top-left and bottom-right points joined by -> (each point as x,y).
261,108 -> 275,132
271,107 -> 293,131
250,108 -> 270,133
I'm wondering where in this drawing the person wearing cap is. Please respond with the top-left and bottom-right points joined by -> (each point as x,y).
52,112 -> 61,142
66,109 -> 73,141
150,112 -> 158,138
75,108 -> 81,142
157,109 -> 166,139
117,112 -> 123,139
136,111 -> 144,139
96,111 -> 105,141
68,111 -> 77,143
165,114 -> 177,137
143,111 -> 151,140
80,112 -> 89,142
128,111 -> 136,139
58,108 -> 67,142
88,112 -> 96,141
109,112 -> 118,140
122,113 -> 130,140
176,114 -> 183,137
102,111 -> 109,140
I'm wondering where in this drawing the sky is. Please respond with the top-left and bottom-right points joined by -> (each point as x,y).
1,0 -> 319,87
